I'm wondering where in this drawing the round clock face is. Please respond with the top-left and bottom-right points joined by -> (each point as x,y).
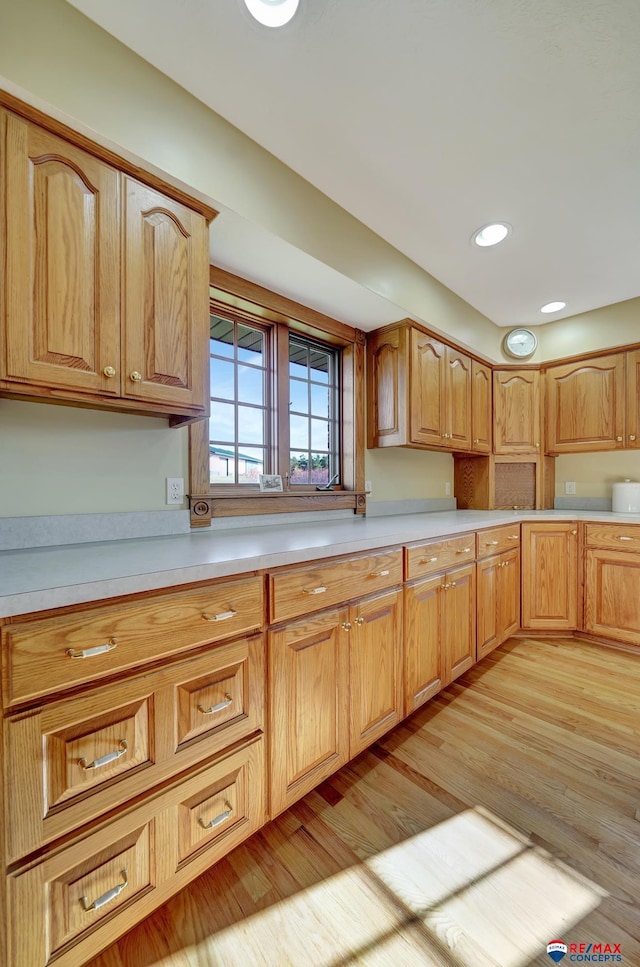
504,328 -> 537,359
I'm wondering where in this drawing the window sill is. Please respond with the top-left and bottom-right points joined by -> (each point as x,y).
189,492 -> 367,527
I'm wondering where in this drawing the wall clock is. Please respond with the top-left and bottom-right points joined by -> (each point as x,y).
503,328 -> 538,359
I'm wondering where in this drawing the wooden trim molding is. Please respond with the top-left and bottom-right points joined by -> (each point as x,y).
189,493 -> 367,526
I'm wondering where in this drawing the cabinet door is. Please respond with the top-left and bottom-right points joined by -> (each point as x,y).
269,609 -> 349,815
545,354 -> 625,452
404,575 -> 443,714
471,360 -> 492,452
349,589 -> 403,756
366,325 -> 408,448
476,555 -> 499,659
445,348 -> 472,450
584,549 -> 640,645
521,523 -> 577,630
493,370 -> 540,453
498,548 -> 520,641
626,349 -> 640,449
3,112 -> 120,394
410,330 -> 445,446
122,177 -> 209,413
442,563 -> 476,684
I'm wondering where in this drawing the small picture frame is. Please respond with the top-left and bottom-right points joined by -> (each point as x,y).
258,473 -> 284,493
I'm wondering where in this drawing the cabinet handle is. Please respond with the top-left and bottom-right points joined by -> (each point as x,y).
473,438 -> 480,444
198,694 -> 233,715
456,547 -> 471,554
67,638 -> 117,660
341,621 -> 352,631
450,581 -> 457,587
508,534 -> 519,540
102,365 -> 116,378
81,870 -> 128,912
302,586 -> 328,595
485,540 -> 499,546
202,609 -> 236,622
535,442 -> 540,448
354,616 -> 365,625
371,569 -> 390,577
616,436 -> 623,442
629,435 -> 637,441
79,739 -> 127,771
420,556 -> 438,564
199,802 -> 233,830
130,371 -> 143,382
440,583 -> 449,591
571,529 -> 577,535
617,535 -> 634,541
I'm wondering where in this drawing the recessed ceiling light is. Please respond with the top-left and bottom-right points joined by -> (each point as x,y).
540,301 -> 567,313
473,222 -> 511,247
244,0 -> 299,27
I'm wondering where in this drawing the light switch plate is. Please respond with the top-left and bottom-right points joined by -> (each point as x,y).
565,481 -> 576,495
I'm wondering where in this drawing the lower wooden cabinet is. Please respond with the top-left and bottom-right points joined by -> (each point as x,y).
404,562 -> 476,714
584,547 -> 640,645
476,549 -> 520,659
521,522 -> 578,630
269,588 -> 403,815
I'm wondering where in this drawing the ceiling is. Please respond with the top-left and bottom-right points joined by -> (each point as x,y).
67,0 -> 640,329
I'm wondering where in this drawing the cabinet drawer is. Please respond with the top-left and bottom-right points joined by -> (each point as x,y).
4,575 -> 263,706
268,549 -> 402,623
405,533 -> 475,580
584,523 -> 640,551
476,524 -> 521,559
8,739 -> 265,967
5,636 -> 264,860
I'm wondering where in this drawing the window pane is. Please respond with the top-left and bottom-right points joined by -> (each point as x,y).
309,348 -> 330,384
238,365 -> 264,405
311,418 -> 329,451
310,453 -> 330,485
210,357 -> 235,401
289,341 -> 308,379
289,378 -> 308,414
210,401 -> 235,441
210,316 -> 234,358
310,383 -> 329,418
209,445 -> 235,484
290,414 -> 309,450
238,405 -> 264,445
290,451 -> 310,484
237,325 -> 264,365
237,447 -> 264,483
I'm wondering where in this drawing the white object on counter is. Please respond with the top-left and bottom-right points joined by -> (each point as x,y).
612,480 -> 640,514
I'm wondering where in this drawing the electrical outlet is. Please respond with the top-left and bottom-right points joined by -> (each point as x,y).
365,480 -> 372,494
445,482 -> 451,496
565,481 -> 576,495
166,477 -> 185,504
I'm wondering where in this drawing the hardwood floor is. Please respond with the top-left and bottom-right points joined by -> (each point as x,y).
88,637 -> 640,967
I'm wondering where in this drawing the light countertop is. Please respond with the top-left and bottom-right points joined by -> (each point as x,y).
2,509 -> 640,619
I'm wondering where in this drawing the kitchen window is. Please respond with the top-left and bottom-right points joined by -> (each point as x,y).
188,269 -> 365,524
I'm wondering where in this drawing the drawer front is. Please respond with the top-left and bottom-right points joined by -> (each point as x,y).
5,636 -> 265,860
8,739 -> 265,967
269,549 -> 402,623
4,575 -> 263,705
476,524 -> 521,559
405,533 -> 475,580
585,522 -> 640,551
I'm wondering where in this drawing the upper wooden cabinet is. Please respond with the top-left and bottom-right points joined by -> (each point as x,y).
471,360 -> 492,452
1,109 -> 213,421
545,354 -> 626,453
367,323 -> 471,451
493,369 -> 541,453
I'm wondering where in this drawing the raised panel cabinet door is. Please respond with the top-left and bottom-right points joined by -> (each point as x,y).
545,354 -> 625,452
498,548 -> 520,641
493,370 -> 541,453
584,548 -> 640,645
521,523 -> 577,630
122,177 -> 209,413
476,556 -> 500,660
471,360 -> 492,452
366,326 -> 408,447
3,112 -> 120,393
445,347 -> 472,450
409,329 -> 446,446
625,349 -> 640,449
442,563 -> 476,684
349,589 -> 403,756
268,609 -> 350,815
404,575 -> 443,714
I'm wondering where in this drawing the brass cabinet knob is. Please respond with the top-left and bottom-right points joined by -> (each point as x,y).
535,442 -> 540,448
616,435 -> 623,442
103,365 -> 116,378
629,435 -> 636,441
130,371 -> 142,382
